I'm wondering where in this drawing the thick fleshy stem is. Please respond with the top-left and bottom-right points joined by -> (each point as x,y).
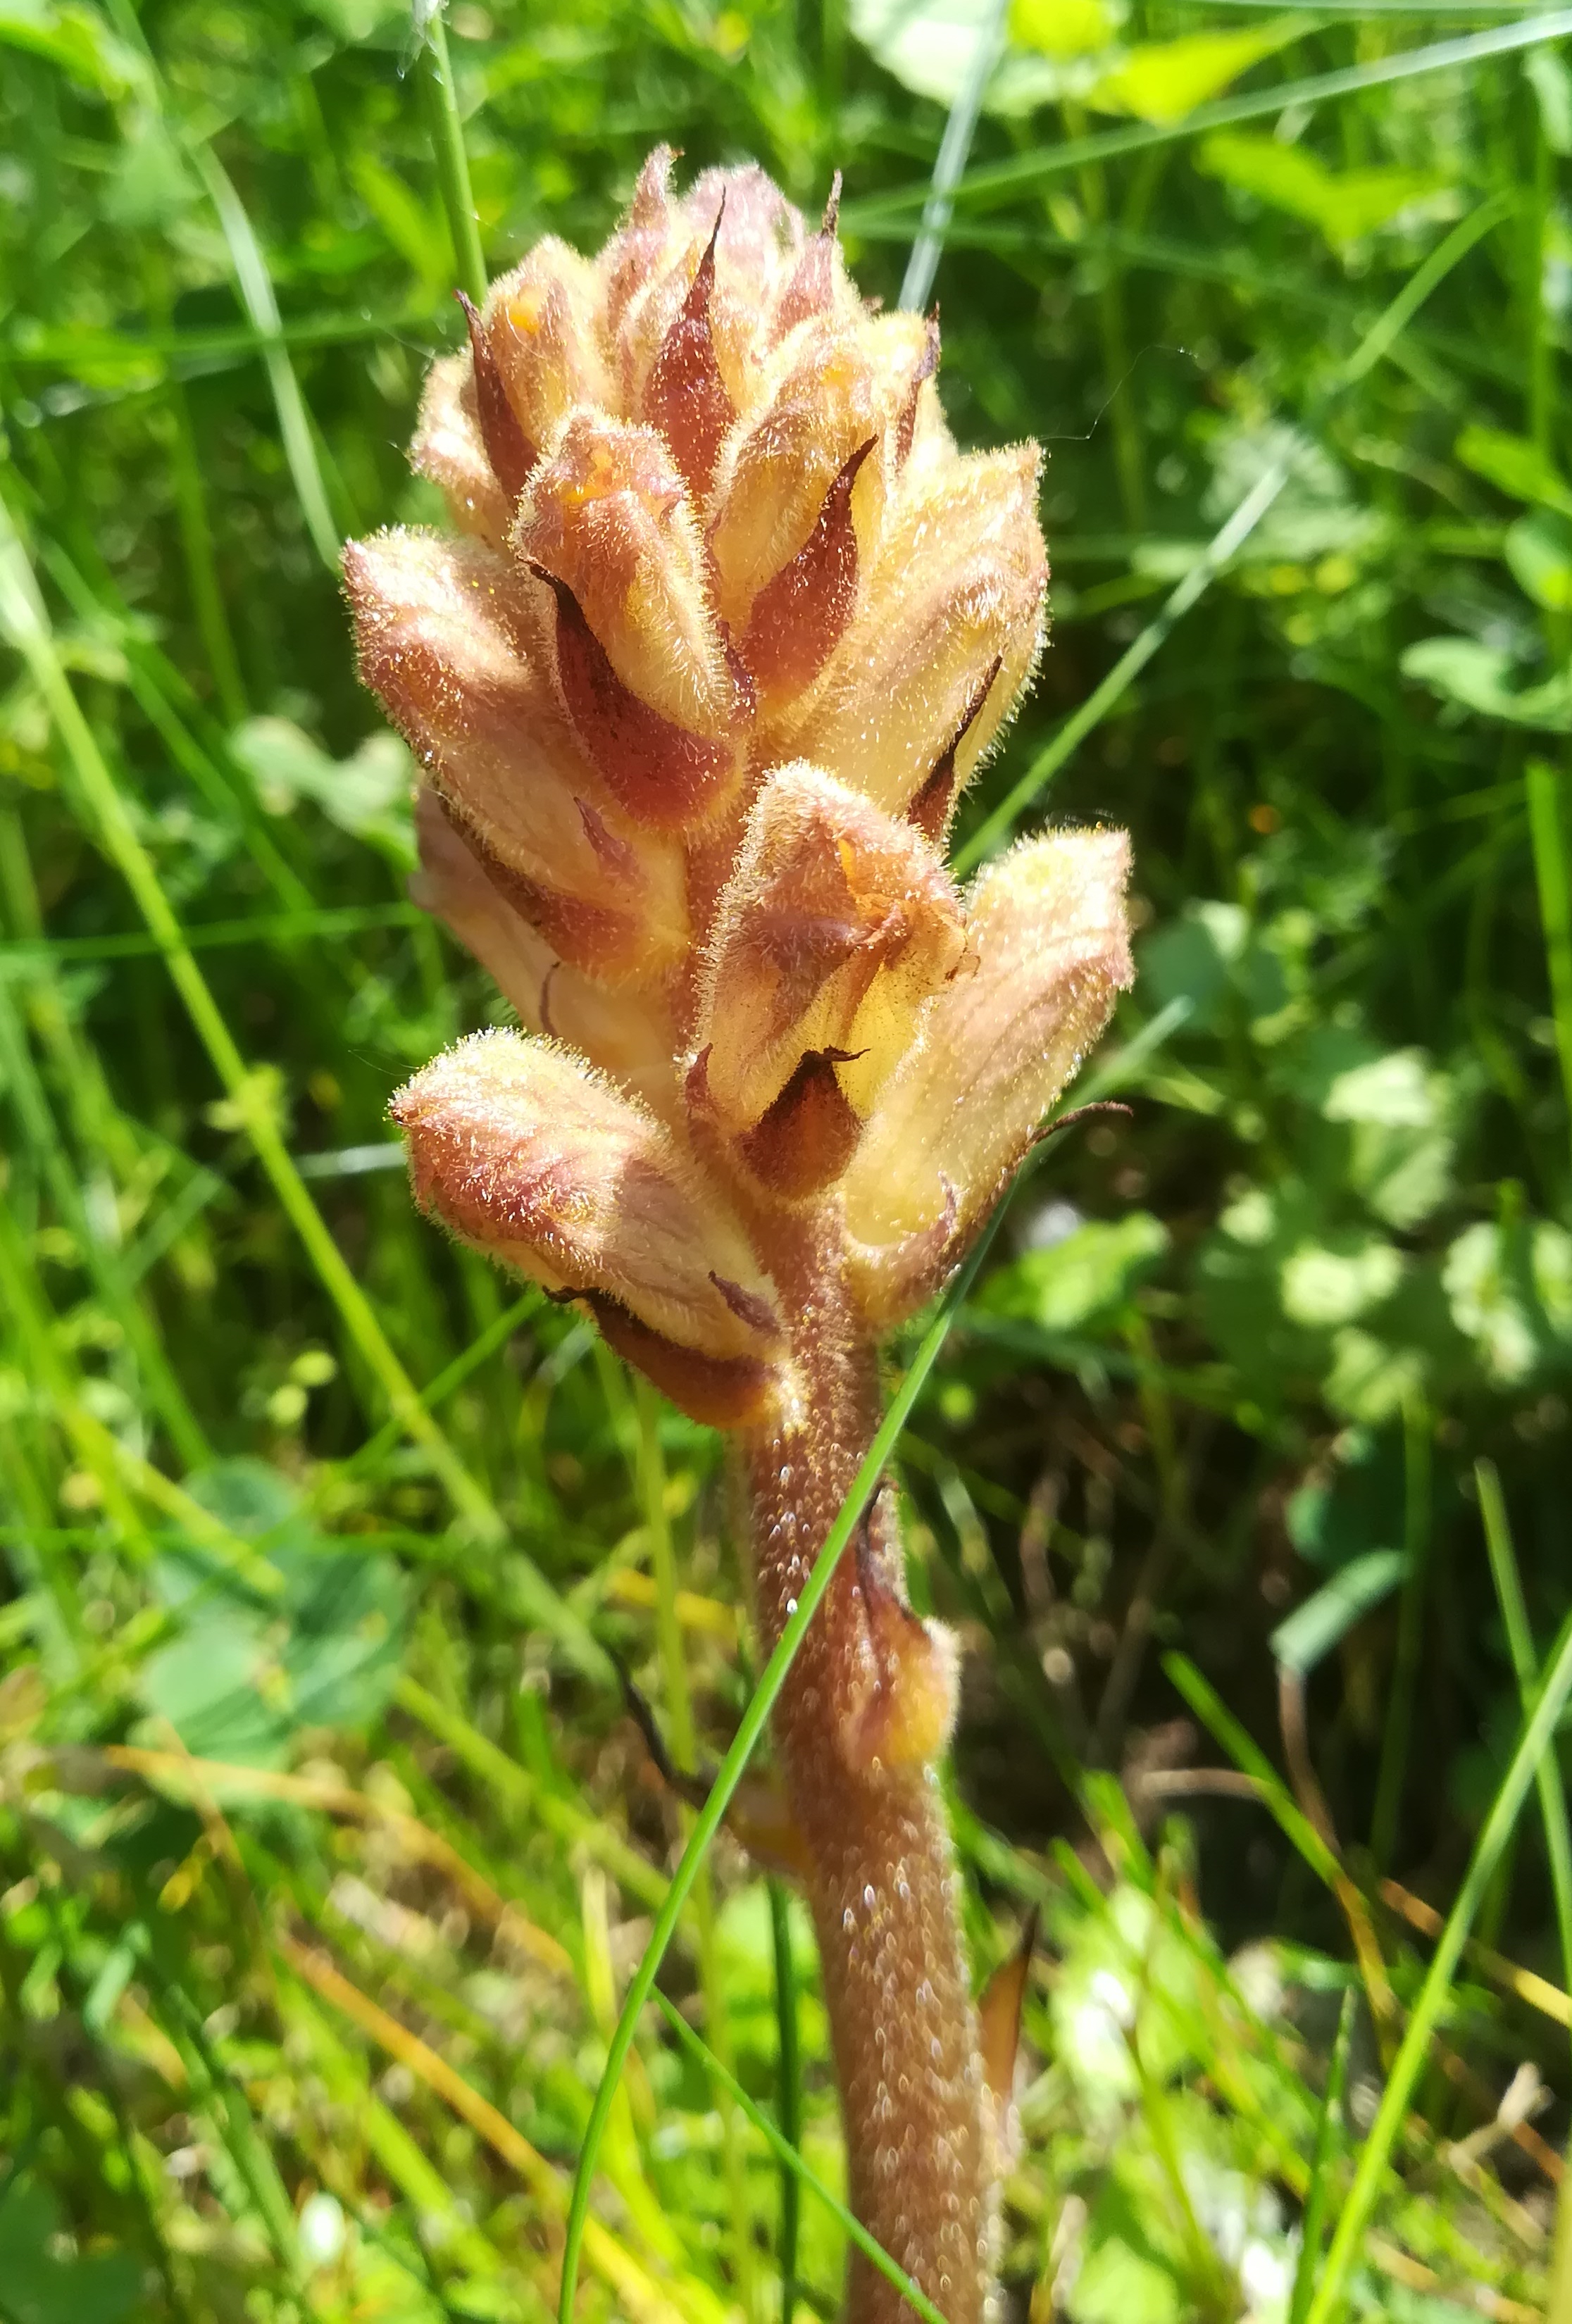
741,1232 -> 991,2324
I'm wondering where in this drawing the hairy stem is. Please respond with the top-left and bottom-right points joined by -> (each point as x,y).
742,1235 -> 991,2324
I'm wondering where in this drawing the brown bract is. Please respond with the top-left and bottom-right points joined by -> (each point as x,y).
346,145 -> 1133,2324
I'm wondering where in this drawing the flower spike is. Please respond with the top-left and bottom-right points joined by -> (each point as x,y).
349,149 -> 1130,2324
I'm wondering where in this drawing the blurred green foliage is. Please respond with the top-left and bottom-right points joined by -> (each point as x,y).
4,0 -> 1572,2317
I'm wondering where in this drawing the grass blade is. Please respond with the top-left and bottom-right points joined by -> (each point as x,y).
898,0 -> 1010,314
189,146 -> 342,570
651,1990 -> 952,2324
847,12 -> 1572,221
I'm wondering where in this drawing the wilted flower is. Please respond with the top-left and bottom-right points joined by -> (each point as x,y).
347,146 -> 1132,2324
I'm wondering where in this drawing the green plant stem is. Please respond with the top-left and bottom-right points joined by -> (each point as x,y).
559,1156 -> 1025,2323
417,5 -> 487,308
1305,1602 -> 1572,2324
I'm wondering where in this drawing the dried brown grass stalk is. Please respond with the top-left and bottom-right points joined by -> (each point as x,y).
345,149 -> 1132,2321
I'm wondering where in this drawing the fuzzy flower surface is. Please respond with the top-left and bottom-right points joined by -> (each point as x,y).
347,148 -> 1132,1423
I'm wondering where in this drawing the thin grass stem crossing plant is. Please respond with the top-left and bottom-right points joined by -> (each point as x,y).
347,151 -> 1132,2318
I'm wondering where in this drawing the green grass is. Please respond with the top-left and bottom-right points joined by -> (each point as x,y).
4,3 -> 1572,2320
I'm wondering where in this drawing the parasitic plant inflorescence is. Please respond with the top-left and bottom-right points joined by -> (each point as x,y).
346,149 -> 1133,2324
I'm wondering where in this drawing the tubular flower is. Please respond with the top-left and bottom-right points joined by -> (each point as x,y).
348,147 -> 1131,2324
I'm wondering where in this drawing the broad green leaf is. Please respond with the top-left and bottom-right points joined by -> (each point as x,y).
1527,46 -> 1572,157
1348,1118 -> 1456,1229
1091,25 -> 1302,127
1325,1325 -> 1427,1423
0,2179 -> 141,2324
1140,901 -> 1248,1032
1287,1426 -> 1404,1571
1197,130 -> 1452,251
0,0 -> 143,95
1444,1218 -> 1572,1383
980,1211 -> 1168,1335
104,113 -> 195,230
1454,424 -> 1572,516
139,1459 -> 411,1768
1505,508 -> 1572,611
1009,0 -> 1120,63
1068,2167 -> 1186,2323
232,716 -> 416,858
1401,637 -> 1572,730
1273,1549 -> 1406,1675
849,0 -> 1000,108
1321,1048 -> 1435,1128
1280,1235 -> 1403,1329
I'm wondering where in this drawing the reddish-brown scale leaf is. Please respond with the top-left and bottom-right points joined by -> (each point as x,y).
978,1911 -> 1040,2109
725,1776 -> 815,1882
736,1047 -> 863,1199
708,1270 -> 782,1341
533,568 -> 737,830
906,654 -> 1003,844
537,961 -> 562,1037
894,312 -> 940,468
743,436 -> 875,698
455,289 -> 537,504
840,1496 -> 959,1772
771,173 -> 842,342
575,797 -> 642,887
642,203 -> 735,500
584,1291 -> 775,1427
685,1043 -> 714,1114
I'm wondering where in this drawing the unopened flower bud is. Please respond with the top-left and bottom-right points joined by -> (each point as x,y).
792,446 -> 1047,819
519,414 -> 750,826
410,790 -> 676,1116
843,829 -> 1133,1324
695,764 -> 966,1145
392,1030 -> 780,1423
485,238 -> 611,473
707,327 -> 885,627
344,530 -> 687,986
411,353 -> 511,552
610,159 -> 804,468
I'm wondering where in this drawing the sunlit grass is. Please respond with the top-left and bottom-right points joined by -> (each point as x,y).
3,2 -> 1572,2320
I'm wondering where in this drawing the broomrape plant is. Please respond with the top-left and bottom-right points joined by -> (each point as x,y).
344,149 -> 1132,2323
